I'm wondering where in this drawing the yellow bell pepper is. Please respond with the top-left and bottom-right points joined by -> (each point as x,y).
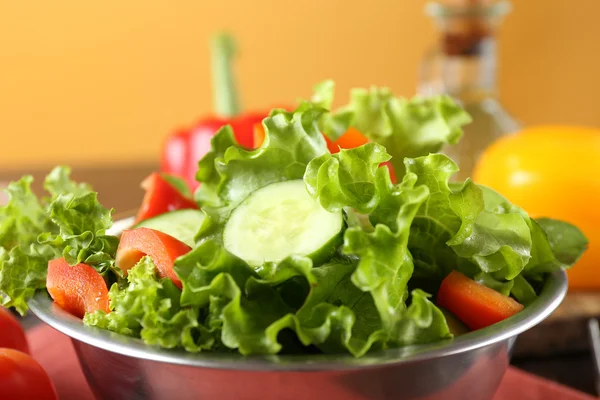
473,125 -> 600,290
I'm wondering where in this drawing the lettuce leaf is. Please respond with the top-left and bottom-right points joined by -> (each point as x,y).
525,218 -> 588,279
84,256 -> 213,352
0,167 -> 117,314
310,80 -> 353,141
41,192 -> 117,272
311,82 -> 471,178
194,104 -> 328,222
342,169 -> 429,332
405,154 -> 532,283
304,143 -> 391,213
0,176 -> 56,249
44,166 -> 92,198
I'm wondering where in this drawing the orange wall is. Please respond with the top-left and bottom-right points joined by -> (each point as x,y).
1,1 -> 599,169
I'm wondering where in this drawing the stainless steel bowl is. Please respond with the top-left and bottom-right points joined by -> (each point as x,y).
28,217 -> 568,400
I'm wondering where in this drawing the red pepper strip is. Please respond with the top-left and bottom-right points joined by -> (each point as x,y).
437,271 -> 524,331
46,258 -> 110,319
115,228 -> 191,289
135,172 -> 198,224
161,32 -> 289,191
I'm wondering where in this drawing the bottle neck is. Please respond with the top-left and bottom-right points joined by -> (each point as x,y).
440,36 -> 498,103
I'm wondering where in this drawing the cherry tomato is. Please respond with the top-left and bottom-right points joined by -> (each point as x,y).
0,348 -> 58,400
0,307 -> 29,354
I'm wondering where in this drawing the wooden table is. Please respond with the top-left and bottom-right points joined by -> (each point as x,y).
1,163 -> 598,396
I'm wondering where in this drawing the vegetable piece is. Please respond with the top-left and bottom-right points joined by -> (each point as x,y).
46,258 -> 110,318
134,209 -> 206,247
115,228 -> 191,288
324,126 -> 369,153
195,104 -> 328,220
0,349 -> 58,400
255,122 -> 397,183
85,256 -> 212,351
0,307 -> 30,354
0,168 -> 117,315
135,172 -> 198,224
223,180 -> 343,267
309,82 -> 471,179
473,125 -> 600,290
440,308 -> 470,336
305,143 -> 391,214
437,271 -> 524,330
341,167 -> 430,333
160,32 -> 287,190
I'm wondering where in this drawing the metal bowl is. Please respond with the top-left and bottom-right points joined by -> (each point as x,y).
28,217 -> 568,400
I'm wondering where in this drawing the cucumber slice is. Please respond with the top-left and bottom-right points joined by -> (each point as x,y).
223,180 -> 343,267
134,209 -> 205,247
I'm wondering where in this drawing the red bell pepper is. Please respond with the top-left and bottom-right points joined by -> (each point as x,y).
161,33 -> 285,191
46,258 -> 110,318
135,172 -> 198,224
437,271 -> 524,331
115,228 -> 191,289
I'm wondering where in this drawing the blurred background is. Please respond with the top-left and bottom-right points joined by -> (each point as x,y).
1,0 -> 599,169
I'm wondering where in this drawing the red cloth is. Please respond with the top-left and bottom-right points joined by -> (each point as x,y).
27,324 -> 596,400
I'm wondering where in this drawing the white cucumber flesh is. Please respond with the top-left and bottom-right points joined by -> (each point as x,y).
223,180 -> 343,266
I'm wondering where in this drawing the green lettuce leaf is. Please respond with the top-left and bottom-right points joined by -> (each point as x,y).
312,83 -> 471,178
304,143 -> 391,213
525,218 -> 588,279
40,190 -> 117,273
194,127 -> 240,209
353,92 -> 471,177
393,289 -> 452,346
175,246 -> 388,356
195,104 -> 328,222
174,239 -> 257,308
161,173 -> 192,198
84,256 -> 213,352
44,166 -> 92,198
342,169 -> 429,332
0,176 -> 56,249
0,175 -> 58,313
510,275 -> 538,306
310,80 -> 353,141
0,245 -> 53,315
405,154 -> 532,283
0,167 -> 117,314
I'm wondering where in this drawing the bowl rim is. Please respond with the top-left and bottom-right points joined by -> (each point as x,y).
28,216 -> 568,372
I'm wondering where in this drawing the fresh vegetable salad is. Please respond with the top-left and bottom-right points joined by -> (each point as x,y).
0,82 -> 587,357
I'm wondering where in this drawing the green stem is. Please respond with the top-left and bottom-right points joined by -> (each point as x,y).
210,32 -> 241,118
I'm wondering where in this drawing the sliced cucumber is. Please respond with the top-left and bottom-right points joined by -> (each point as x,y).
223,180 -> 343,267
134,209 -> 205,246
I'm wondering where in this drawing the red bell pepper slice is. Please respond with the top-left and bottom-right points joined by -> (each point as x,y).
46,258 -> 110,319
115,228 -> 191,289
135,172 -> 198,224
437,271 -> 524,331
324,127 -> 369,153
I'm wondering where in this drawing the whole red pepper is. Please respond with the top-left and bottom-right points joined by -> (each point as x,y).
160,33 -> 283,191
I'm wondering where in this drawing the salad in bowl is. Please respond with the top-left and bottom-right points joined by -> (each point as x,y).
0,81 -> 587,358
